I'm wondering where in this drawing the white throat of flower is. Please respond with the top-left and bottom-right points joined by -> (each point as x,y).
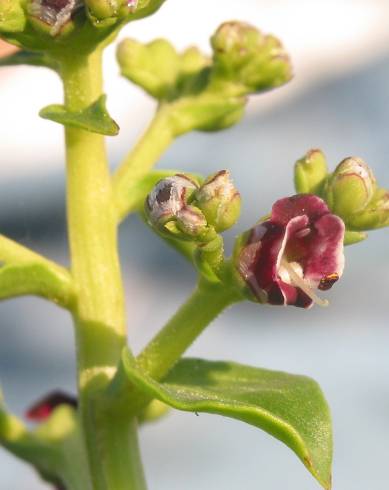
279,258 -> 329,307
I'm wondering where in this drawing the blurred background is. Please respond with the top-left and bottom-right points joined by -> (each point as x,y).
1,0 -> 389,488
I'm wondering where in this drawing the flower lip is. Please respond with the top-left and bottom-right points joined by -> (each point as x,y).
237,194 -> 345,308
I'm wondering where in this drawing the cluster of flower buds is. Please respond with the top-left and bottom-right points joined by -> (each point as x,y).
0,0 -> 162,48
209,21 -> 292,95
145,170 -> 241,275
117,21 -> 292,134
294,149 -> 389,243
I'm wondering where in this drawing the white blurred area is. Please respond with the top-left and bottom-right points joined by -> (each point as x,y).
1,0 -> 389,177
2,1 -> 389,490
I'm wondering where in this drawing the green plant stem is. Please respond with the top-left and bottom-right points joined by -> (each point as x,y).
137,280 -> 241,381
113,107 -> 173,221
61,49 -> 146,490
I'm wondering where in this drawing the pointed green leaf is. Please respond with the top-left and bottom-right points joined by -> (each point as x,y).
0,50 -> 58,70
123,353 -> 332,489
40,95 -> 119,136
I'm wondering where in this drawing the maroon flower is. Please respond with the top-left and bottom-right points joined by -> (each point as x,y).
237,194 -> 345,308
26,391 -> 77,422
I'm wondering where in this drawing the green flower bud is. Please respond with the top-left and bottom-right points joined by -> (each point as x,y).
0,0 -> 26,33
84,0 -> 128,23
175,205 -> 208,238
193,170 -> 241,232
117,38 -> 181,99
294,149 -> 328,194
210,21 -> 292,94
347,187 -> 389,231
324,157 -> 376,220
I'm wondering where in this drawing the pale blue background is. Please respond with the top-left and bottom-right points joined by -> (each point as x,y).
1,1 -> 389,489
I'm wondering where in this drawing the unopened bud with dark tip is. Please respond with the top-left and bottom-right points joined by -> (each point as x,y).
324,157 -> 376,220
210,21 -> 292,94
294,149 -> 328,195
28,0 -> 83,36
26,391 -> 77,422
176,205 -> 208,237
193,170 -> 241,232
145,174 -> 198,230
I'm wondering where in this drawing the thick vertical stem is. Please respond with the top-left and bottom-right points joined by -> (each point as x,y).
61,49 -> 146,490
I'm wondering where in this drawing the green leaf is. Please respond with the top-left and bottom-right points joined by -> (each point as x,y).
40,95 -> 119,136
123,353 -> 332,489
0,262 -> 75,308
0,50 -> 58,70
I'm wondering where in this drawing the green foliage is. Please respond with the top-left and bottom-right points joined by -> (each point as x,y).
122,354 -> 332,489
40,95 -> 119,135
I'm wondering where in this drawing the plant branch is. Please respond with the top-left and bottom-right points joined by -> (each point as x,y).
137,279 -> 241,381
113,106 -> 174,221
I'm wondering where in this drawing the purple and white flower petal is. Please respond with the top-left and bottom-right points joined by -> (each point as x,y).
237,194 -> 345,308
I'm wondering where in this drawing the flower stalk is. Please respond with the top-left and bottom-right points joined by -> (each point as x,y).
60,48 -> 146,490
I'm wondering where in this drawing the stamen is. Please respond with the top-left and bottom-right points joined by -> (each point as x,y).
280,258 -> 329,307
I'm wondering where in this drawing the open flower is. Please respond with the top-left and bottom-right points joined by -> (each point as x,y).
236,194 -> 345,308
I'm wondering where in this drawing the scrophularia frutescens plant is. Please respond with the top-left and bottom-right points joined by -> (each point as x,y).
1,2 -> 389,489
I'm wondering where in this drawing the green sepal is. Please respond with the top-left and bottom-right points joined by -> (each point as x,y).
344,230 -> 367,245
0,50 -> 58,70
123,353 -> 332,489
40,95 -> 119,136
0,389 -> 91,490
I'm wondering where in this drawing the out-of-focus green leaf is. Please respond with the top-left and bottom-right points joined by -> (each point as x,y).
40,95 -> 119,136
122,353 -> 332,489
0,50 -> 58,70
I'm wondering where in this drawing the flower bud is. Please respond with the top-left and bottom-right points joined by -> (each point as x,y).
294,149 -> 328,195
0,0 -> 26,33
347,187 -> 389,231
193,170 -> 241,232
210,21 -> 292,94
324,157 -> 376,220
117,38 -> 180,99
176,205 -> 208,237
27,0 -> 84,37
145,174 -> 198,231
